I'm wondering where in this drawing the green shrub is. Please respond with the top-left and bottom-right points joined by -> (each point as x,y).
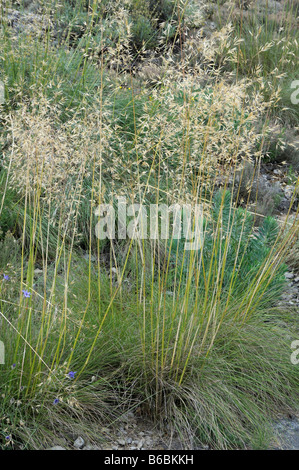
168,191 -> 286,302
131,15 -> 158,51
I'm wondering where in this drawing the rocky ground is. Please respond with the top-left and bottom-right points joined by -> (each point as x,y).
280,271 -> 299,307
48,413 -> 190,451
272,416 -> 299,450
47,413 -> 299,450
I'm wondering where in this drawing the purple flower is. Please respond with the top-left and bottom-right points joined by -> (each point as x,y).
22,290 -> 31,298
3,274 -> 9,281
5,436 -> 11,440
68,371 -> 77,379
53,398 -> 59,405
11,363 -> 16,369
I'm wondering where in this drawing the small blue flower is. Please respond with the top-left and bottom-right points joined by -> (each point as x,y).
3,274 -> 9,281
22,290 -> 31,298
53,398 -> 59,405
5,436 -> 11,440
68,371 -> 77,379
11,363 -> 16,369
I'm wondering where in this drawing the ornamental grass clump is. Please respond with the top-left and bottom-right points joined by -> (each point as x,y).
0,0 -> 298,450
